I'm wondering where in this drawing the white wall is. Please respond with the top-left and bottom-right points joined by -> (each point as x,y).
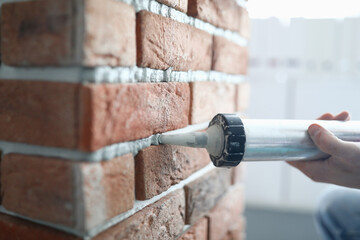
245,18 -> 360,211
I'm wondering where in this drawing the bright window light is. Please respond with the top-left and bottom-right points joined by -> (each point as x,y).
248,0 -> 360,19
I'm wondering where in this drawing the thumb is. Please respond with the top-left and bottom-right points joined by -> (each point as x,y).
308,124 -> 352,157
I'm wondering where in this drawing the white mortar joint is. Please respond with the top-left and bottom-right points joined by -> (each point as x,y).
0,65 -> 248,84
120,0 -> 248,46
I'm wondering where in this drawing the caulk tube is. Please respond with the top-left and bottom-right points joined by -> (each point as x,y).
159,114 -> 360,168
242,118 -> 360,162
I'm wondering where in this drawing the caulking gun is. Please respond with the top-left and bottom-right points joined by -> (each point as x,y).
153,114 -> 360,168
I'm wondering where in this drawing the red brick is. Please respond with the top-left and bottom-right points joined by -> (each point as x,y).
157,0 -> 188,12
80,82 -> 190,151
179,217 -> 208,240
93,189 -> 185,240
1,154 -> 74,227
0,80 -> 79,149
1,153 -> 134,230
83,0 -> 136,66
188,0 -> 243,33
212,36 -> 248,75
1,0 -> 73,66
184,168 -> 232,224
135,145 -> 210,200
136,10 -> 212,71
0,213 -> 80,240
0,81 -> 189,151
236,83 -> 251,112
190,82 -> 236,124
80,154 -> 135,229
1,0 -> 135,66
240,8 -> 251,39
221,217 -> 246,240
208,185 -> 244,240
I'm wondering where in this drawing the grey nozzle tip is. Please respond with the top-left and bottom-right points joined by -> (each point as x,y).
151,134 -> 162,145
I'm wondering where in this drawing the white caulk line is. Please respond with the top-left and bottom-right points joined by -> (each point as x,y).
86,163 -> 215,238
0,65 -> 84,82
0,121 -> 210,162
179,225 -> 192,237
86,67 -> 248,84
120,0 -> 248,46
0,137 -> 152,162
0,65 -> 248,84
0,163 -> 215,238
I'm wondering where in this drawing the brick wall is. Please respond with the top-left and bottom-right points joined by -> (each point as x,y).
0,0 -> 250,239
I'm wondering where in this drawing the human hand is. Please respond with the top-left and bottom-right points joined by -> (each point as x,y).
288,111 -> 360,189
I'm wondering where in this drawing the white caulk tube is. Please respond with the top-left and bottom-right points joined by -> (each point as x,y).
158,114 -> 360,168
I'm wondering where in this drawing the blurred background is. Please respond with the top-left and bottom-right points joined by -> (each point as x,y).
244,0 -> 360,239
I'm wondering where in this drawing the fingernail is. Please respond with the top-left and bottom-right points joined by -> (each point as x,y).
308,125 -> 321,137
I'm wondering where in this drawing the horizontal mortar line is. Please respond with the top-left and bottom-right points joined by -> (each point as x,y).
0,121 -> 210,162
0,163 -> 215,239
0,65 -> 248,84
120,0 -> 248,47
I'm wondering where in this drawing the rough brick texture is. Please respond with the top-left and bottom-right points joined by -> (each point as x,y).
240,8 -> 250,39
80,154 -> 135,229
208,185 -> 244,240
190,82 -> 236,124
80,82 -> 190,151
0,80 -> 79,149
236,83 -> 251,112
136,10 -> 212,71
188,0 -> 243,33
221,217 -> 246,240
135,145 -> 210,200
1,153 -> 134,230
212,36 -> 248,75
1,0 -> 74,66
1,0 -> 135,66
0,213 -> 80,240
0,81 -> 190,151
0,0 -> 249,238
157,0 -> 188,12
179,217 -> 208,240
93,189 -> 185,240
83,0 -> 136,66
184,168 -> 232,224
1,154 -> 74,227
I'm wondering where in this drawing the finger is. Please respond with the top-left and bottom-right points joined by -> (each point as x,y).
308,124 -> 354,158
317,113 -> 334,120
334,111 -> 350,121
287,160 -> 329,183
